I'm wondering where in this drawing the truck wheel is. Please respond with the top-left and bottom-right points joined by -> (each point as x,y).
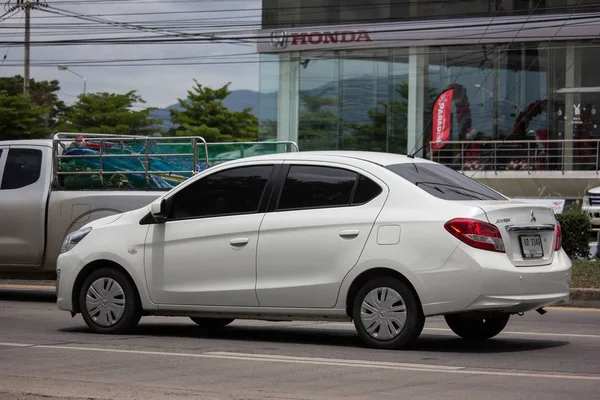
444,313 -> 510,341
79,268 -> 142,334
190,317 -> 234,329
352,277 -> 424,350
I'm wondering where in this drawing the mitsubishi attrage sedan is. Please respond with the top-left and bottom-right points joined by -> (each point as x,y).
56,151 -> 572,350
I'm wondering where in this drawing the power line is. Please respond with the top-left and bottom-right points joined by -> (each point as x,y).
0,8 -> 23,69
2,13 -> 599,48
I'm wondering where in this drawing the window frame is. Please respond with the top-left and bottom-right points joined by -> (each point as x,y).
0,149 -> 6,180
0,147 -> 44,191
269,161 -> 385,213
162,162 -> 281,223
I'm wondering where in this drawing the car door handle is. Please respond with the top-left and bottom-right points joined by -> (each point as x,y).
339,229 -> 360,239
230,238 -> 249,246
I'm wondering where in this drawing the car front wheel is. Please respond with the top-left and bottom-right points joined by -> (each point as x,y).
79,268 -> 142,334
352,277 -> 424,350
444,313 -> 510,341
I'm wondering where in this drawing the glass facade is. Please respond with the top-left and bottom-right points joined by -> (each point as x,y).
258,40 -> 600,170
258,0 -> 600,171
262,0 -> 600,29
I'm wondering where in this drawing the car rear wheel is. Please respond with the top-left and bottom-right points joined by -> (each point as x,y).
190,317 -> 234,329
444,313 -> 510,341
79,268 -> 142,334
352,277 -> 424,350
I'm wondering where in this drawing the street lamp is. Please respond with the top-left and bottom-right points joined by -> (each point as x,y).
58,65 -> 86,95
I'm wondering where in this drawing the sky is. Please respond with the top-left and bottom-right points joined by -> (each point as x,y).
0,0 -> 262,108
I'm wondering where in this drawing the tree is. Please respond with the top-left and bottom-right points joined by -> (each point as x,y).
298,94 -> 340,151
57,91 -> 162,136
170,80 -> 258,142
0,75 -> 66,130
0,90 -> 51,140
348,83 -> 439,154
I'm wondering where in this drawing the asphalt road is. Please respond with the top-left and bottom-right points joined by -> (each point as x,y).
0,286 -> 599,400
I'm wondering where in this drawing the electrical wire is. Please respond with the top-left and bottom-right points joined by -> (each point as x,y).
2,13 -> 599,48
0,9 -> 23,69
41,6 -> 254,45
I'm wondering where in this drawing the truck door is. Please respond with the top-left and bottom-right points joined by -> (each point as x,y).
0,145 -> 50,268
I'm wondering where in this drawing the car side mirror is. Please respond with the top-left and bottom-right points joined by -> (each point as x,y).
150,199 -> 168,223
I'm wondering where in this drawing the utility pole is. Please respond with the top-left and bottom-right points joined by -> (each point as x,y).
23,3 -> 29,93
10,1 -> 48,94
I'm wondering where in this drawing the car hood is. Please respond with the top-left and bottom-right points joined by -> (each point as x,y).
83,213 -> 125,229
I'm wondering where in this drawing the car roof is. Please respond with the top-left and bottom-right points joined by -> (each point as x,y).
224,150 -> 435,167
0,139 -> 53,147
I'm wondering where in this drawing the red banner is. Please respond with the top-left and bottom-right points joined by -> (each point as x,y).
431,88 -> 454,150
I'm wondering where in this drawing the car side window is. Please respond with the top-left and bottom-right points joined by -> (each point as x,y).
352,174 -> 383,205
167,165 -> 274,220
0,148 -> 43,190
277,165 -> 381,211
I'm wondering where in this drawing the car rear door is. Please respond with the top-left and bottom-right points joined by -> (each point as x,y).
255,161 -> 388,308
0,145 -> 51,267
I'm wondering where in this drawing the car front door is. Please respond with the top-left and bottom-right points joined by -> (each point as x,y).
0,145 -> 50,267
256,162 -> 388,308
144,161 -> 280,306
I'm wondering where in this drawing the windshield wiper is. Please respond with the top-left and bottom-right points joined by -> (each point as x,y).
414,182 -> 496,200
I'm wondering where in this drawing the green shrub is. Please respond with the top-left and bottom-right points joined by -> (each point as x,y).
556,209 -> 592,260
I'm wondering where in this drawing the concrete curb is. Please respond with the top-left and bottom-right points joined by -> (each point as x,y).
557,288 -> 600,308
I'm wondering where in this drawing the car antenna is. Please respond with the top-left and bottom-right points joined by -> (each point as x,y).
407,144 -> 425,159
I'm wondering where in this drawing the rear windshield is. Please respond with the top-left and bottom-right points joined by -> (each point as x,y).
386,163 -> 507,201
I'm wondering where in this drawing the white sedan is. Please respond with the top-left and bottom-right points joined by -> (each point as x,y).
56,151 -> 572,349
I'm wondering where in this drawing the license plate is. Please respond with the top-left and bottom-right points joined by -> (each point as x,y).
520,235 -> 543,259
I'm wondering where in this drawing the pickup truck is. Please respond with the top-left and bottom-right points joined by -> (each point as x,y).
0,133 -> 297,279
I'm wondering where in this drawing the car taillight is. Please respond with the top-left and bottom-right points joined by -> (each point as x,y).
555,221 -> 562,251
444,218 -> 505,253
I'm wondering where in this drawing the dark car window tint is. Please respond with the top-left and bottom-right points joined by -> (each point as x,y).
352,175 -> 382,204
386,163 -> 506,201
278,165 -> 358,210
1,148 -> 43,190
168,165 -> 273,220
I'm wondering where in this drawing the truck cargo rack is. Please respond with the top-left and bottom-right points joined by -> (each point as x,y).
52,133 -> 299,190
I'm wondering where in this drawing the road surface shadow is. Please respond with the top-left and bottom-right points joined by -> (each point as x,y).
0,289 -> 56,303
60,322 -> 569,353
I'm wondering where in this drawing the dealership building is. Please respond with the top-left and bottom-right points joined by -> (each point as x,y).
254,1 -> 600,200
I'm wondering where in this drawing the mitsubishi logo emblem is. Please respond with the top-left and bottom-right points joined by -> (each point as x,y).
530,210 -> 536,223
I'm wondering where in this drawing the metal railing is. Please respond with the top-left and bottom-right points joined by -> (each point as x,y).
52,132 -> 299,190
429,138 -> 600,173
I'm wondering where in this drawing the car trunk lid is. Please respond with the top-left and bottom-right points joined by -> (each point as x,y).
460,200 -> 558,266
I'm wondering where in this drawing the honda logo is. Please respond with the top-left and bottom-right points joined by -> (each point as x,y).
270,31 -> 289,49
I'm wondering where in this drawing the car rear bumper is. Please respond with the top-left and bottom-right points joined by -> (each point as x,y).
417,244 -> 572,316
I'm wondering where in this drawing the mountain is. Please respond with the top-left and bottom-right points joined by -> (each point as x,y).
148,73 -> 528,136
149,90 -> 262,132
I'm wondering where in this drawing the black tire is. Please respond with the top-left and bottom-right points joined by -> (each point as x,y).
190,317 -> 234,329
352,276 -> 424,350
78,267 -> 142,334
444,313 -> 510,341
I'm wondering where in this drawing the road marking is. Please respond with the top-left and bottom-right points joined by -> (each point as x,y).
0,342 -> 599,381
0,342 -> 32,347
205,351 -> 463,370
